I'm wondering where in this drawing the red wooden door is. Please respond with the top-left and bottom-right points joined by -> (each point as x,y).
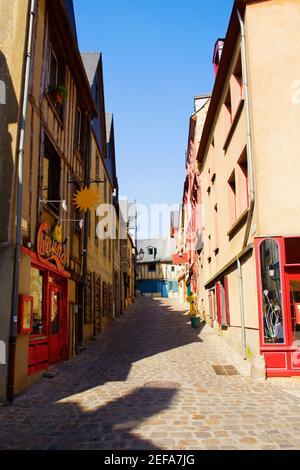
48,285 -> 66,365
286,271 -> 300,370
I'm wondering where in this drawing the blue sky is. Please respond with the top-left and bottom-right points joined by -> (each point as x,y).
74,0 -> 233,208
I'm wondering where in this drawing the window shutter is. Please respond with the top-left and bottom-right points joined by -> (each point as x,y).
224,276 -> 231,326
215,282 -> 222,324
208,290 -> 216,321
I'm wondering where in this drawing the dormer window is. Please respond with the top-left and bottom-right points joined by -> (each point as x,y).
213,39 -> 225,77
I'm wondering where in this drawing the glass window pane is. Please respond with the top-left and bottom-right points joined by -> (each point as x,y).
51,291 -> 60,335
260,239 -> 284,344
23,300 -> 32,331
289,280 -> 300,346
30,267 -> 44,335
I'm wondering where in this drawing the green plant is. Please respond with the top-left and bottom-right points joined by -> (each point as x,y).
48,84 -> 68,100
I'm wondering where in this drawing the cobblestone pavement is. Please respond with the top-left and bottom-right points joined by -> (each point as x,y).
1,297 -> 300,450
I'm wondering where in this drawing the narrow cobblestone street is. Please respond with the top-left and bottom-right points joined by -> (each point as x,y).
1,298 -> 300,450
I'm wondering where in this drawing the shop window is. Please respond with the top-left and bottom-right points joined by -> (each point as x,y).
260,239 -> 284,344
228,171 -> 237,226
285,238 -> 300,265
289,280 -> 300,346
43,140 -> 61,214
30,267 -> 44,335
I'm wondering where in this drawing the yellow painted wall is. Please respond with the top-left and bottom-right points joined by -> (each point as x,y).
86,133 -> 118,338
198,0 -> 300,363
246,0 -> 300,237
0,0 -> 29,400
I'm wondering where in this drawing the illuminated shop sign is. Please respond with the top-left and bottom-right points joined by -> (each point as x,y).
37,223 -> 67,272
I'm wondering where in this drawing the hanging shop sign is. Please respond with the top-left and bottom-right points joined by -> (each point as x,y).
37,223 -> 67,272
73,187 -> 99,211
172,253 -> 188,265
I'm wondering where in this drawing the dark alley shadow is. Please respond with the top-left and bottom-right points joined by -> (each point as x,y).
0,386 -> 178,450
0,298 -> 203,449
0,50 -> 18,243
13,298 -> 204,403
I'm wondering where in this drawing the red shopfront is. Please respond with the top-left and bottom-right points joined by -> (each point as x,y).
21,226 -> 70,376
255,237 -> 300,377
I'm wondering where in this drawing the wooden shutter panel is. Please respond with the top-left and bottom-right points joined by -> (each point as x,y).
215,282 -> 222,325
224,276 -> 231,326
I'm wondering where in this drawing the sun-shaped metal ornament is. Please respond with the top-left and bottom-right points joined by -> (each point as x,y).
73,187 -> 99,212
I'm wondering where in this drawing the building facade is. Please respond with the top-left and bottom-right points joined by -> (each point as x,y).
121,233 -> 135,311
0,0 -> 124,401
137,239 -> 180,299
82,53 -> 121,342
174,96 -> 210,309
197,0 -> 300,377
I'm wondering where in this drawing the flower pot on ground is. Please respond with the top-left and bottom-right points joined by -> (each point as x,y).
190,316 -> 201,328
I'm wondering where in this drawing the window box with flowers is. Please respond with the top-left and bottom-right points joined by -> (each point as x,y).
48,84 -> 68,106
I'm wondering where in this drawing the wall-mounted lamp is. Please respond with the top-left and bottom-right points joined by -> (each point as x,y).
39,199 -> 68,212
60,219 -> 84,230
137,248 -> 145,261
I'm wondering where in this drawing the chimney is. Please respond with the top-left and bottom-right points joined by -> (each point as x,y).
213,39 -> 225,77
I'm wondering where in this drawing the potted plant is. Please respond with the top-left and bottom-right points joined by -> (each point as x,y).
48,84 -> 68,105
187,290 -> 201,328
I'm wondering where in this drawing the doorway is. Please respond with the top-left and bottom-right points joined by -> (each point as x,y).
48,283 -> 67,365
286,270 -> 300,370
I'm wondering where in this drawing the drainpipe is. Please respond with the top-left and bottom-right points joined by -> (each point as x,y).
112,192 -> 115,320
7,0 -> 36,402
237,258 -> 247,360
237,9 -> 255,250
235,9 -> 255,361
82,118 -> 91,343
